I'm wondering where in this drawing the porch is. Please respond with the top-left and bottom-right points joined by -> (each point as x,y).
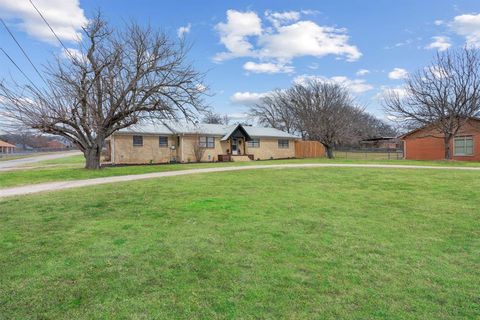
218,124 -> 254,162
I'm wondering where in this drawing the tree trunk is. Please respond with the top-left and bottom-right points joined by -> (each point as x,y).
325,145 -> 334,159
444,135 -> 452,160
84,145 -> 102,169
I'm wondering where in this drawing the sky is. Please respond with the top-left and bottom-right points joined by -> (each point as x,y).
1,0 -> 480,124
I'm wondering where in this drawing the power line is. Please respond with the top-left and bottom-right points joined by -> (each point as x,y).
0,47 -> 42,92
0,18 -> 47,84
29,0 -> 77,61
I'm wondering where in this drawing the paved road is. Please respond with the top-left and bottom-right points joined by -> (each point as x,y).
0,151 -> 81,170
1,163 -> 480,199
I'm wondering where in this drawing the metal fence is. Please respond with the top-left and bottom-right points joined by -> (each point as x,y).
333,148 -> 404,160
0,148 -> 77,159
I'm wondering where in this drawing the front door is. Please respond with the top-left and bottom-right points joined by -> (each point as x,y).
231,138 -> 238,155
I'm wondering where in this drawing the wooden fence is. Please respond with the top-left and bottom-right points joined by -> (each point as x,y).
295,140 -> 325,158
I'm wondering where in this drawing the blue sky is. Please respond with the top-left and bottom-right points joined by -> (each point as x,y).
1,0 -> 480,123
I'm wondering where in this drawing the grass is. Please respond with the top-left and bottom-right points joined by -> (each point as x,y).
1,168 -> 480,319
1,154 -> 480,189
0,154 -> 41,161
32,154 -> 86,166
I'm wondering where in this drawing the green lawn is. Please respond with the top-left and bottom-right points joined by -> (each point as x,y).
0,153 -> 44,161
2,155 -> 480,189
0,168 -> 479,319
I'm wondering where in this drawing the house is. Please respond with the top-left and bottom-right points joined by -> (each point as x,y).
106,121 -> 300,164
0,139 -> 15,154
402,118 -> 480,161
45,139 -> 68,149
360,137 -> 400,149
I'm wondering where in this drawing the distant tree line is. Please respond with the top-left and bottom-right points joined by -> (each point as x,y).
0,129 -> 71,150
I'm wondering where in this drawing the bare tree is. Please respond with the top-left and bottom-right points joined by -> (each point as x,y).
202,111 -> 229,125
288,80 -> 363,158
222,114 -> 230,125
383,47 -> 480,159
0,13 -> 206,169
353,112 -> 398,143
249,89 -> 297,134
191,133 -> 206,162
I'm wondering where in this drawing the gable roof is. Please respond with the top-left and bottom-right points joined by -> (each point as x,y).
400,117 -> 480,139
220,124 -> 252,141
116,121 -> 299,139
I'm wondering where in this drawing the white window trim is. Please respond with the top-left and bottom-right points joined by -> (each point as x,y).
199,136 -> 215,148
453,136 -> 474,156
278,139 -> 289,149
133,135 -> 143,147
247,138 -> 260,148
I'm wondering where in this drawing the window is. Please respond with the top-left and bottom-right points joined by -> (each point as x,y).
159,136 -> 168,147
278,139 -> 289,149
199,136 -> 215,148
247,138 -> 260,148
454,136 -> 474,156
133,135 -> 143,146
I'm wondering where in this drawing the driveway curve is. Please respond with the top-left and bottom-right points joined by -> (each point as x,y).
1,163 -> 480,198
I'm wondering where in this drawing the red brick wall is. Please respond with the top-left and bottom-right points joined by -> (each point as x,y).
403,119 -> 480,161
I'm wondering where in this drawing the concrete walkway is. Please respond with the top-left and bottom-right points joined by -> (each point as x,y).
1,163 -> 480,199
0,151 -> 81,170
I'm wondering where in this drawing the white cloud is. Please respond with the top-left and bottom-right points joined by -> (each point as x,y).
61,47 -> 83,60
214,9 -> 361,68
265,10 -> 300,28
213,10 -> 262,61
226,112 -> 249,122
293,74 -> 374,94
375,85 -> 408,101
426,65 -> 448,78
426,36 -> 451,51
300,9 -> 321,16
0,0 -> 87,44
230,91 -> 269,105
356,69 -> 370,76
451,13 -> 480,47
196,83 -> 207,93
243,61 -> 294,74
388,68 -> 408,80
177,23 -> 191,38
258,20 -> 361,62
434,20 -> 444,26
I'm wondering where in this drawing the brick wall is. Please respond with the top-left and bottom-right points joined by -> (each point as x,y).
112,133 -> 297,164
112,134 -> 175,164
245,138 -> 295,160
403,119 -> 480,161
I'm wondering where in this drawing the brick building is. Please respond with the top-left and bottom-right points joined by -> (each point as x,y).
402,118 -> 480,161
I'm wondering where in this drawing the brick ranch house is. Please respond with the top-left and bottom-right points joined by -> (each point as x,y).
105,122 -> 300,164
401,117 -> 480,161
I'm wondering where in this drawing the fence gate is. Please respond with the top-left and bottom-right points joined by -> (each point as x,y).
295,140 -> 325,158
